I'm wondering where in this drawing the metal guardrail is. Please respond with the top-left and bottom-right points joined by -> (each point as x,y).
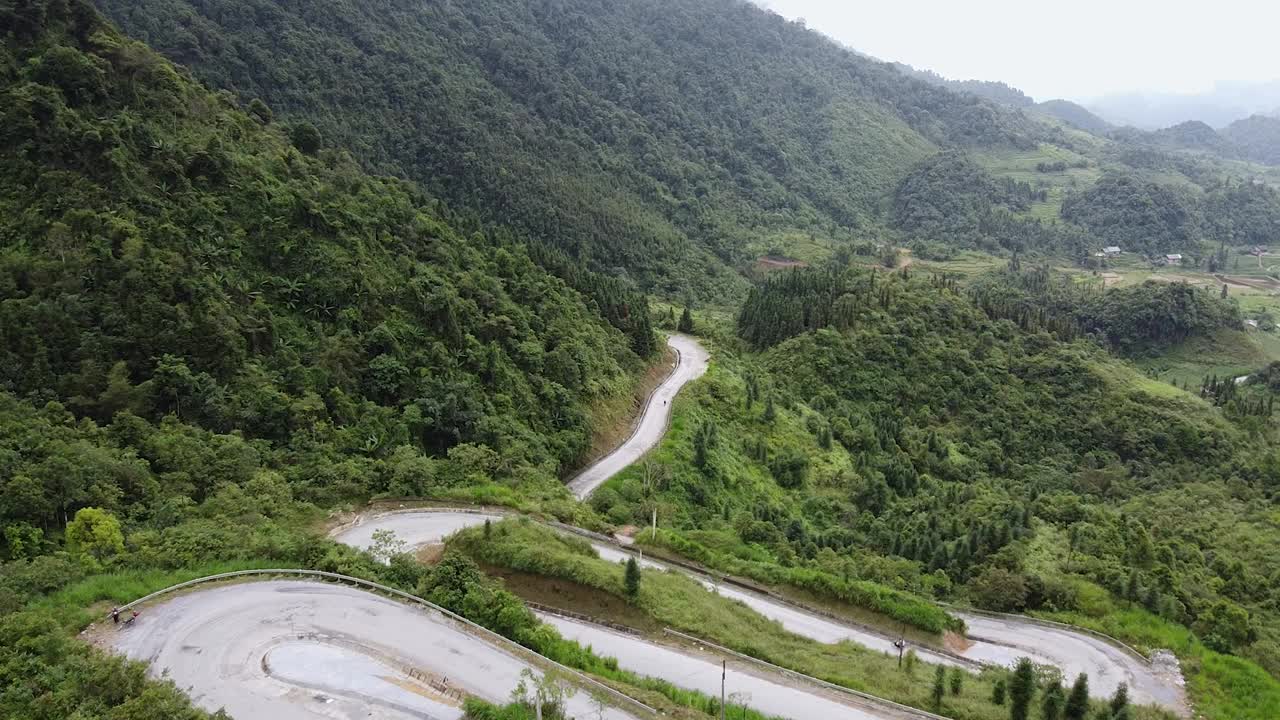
663,628 -> 950,720
116,569 -> 657,719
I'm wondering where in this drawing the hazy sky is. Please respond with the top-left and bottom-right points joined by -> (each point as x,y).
754,0 -> 1280,102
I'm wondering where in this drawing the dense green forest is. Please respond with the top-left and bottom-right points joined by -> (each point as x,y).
0,2 -> 677,718
890,150 -> 1089,256
1061,174 -> 1200,257
1035,100 -> 1114,136
1223,115 -> 1280,166
601,264 -> 1280,716
0,0 -> 662,533
88,0 -> 1280,282
92,0 -> 1060,296
967,267 -> 1244,356
6,0 -> 1280,719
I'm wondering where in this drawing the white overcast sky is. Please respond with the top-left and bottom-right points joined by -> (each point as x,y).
754,0 -> 1280,101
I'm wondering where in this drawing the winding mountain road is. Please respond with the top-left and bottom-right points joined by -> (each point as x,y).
339,509 -> 1184,713
108,580 -> 637,720
335,333 -> 1187,715
567,333 -> 709,499
111,333 -> 1187,719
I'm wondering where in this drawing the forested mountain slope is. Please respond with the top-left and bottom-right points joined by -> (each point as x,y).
1035,99 -> 1114,135
94,0 -> 1280,285
599,265 -> 1280,717
94,0 -> 1056,296
1223,115 -> 1280,166
0,0 -> 644,530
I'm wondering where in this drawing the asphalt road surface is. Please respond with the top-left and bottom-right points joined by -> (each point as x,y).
541,613 -> 919,720
597,535 -> 1180,709
954,612 -> 1183,710
566,333 -> 709,499
109,581 -> 636,720
332,511 -> 503,554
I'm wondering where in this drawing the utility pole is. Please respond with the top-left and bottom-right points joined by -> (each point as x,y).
720,660 -> 726,720
651,507 -> 658,540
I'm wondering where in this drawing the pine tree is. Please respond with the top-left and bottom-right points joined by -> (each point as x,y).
1041,680 -> 1064,720
1064,673 -> 1089,720
1109,683 -> 1129,717
483,518 -> 492,539
949,667 -> 963,696
678,307 -> 694,332
992,678 -> 1006,705
763,395 -> 776,423
624,557 -> 641,599
1008,658 -> 1035,720
932,666 -> 946,709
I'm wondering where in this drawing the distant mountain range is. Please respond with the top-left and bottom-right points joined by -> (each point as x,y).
889,64 -> 1115,136
889,62 -> 1280,166
1087,80 -> 1280,130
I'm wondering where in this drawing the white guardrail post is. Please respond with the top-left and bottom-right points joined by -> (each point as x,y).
117,569 -> 658,719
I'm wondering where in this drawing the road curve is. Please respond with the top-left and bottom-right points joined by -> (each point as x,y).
338,509 -> 1186,713
567,333 -> 709,500
108,580 -> 637,720
540,613 -> 919,720
953,612 -> 1184,711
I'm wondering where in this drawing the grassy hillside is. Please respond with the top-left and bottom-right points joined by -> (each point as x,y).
595,265 -> 1280,718
454,519 -> 1177,720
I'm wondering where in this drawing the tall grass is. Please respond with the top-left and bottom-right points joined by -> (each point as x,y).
36,559 -> 284,627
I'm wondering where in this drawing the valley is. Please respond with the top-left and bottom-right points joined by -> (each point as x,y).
3,1 -> 1280,720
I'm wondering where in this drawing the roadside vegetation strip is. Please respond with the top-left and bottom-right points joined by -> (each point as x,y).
531,602 -> 949,720
344,505 -> 1164,677
116,568 -> 658,719
526,601 -> 649,638
347,504 -> 966,657
583,534 -> 981,668
661,628 -> 948,720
